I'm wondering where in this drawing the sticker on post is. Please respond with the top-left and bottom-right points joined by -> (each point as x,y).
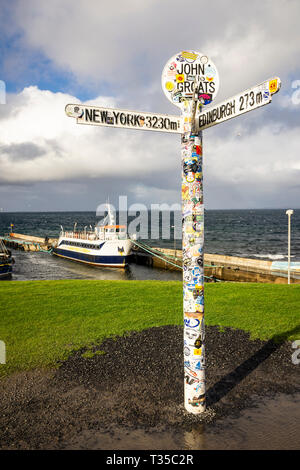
161,50 -> 220,109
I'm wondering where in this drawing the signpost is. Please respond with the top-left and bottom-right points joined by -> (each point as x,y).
65,50 -> 281,415
161,51 -> 220,414
286,209 -> 294,284
196,77 -> 281,131
65,104 -> 182,134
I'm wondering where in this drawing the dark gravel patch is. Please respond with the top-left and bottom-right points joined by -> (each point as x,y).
0,325 -> 299,449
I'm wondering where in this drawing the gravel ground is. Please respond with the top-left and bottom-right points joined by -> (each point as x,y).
0,325 -> 299,450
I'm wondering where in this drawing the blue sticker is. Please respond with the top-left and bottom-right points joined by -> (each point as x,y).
184,318 -> 200,328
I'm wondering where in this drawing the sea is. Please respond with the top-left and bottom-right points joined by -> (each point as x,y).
0,209 -> 299,281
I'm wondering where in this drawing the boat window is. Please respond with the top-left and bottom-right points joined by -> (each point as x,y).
60,241 -> 103,250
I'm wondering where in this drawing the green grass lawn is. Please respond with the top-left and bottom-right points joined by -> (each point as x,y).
0,280 -> 299,377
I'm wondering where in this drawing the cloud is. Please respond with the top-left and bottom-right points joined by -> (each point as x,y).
0,86 -> 180,188
0,142 -> 45,160
12,0 -> 300,108
0,85 -> 299,209
1,1 -> 300,209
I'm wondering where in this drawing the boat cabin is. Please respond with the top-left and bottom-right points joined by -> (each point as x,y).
97,225 -> 127,240
59,225 -> 128,242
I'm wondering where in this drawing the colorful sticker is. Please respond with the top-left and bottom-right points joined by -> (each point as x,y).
176,74 -> 185,83
269,79 -> 278,94
181,51 -> 199,62
165,81 -> 175,91
162,50 -> 219,109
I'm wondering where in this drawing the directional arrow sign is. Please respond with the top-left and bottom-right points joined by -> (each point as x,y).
65,104 -> 182,134
196,77 -> 281,131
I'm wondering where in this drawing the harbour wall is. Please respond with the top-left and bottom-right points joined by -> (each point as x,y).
1,233 -> 299,283
132,247 -> 300,284
0,233 -> 55,252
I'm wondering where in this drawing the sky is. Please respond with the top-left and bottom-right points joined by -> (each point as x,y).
0,0 -> 300,211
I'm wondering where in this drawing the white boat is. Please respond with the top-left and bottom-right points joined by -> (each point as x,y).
53,208 -> 134,268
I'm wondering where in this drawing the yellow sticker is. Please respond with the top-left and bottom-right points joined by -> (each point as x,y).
176,74 -> 185,83
186,174 -> 195,183
269,79 -> 278,94
182,51 -> 198,61
165,81 -> 174,91
193,348 -> 202,356
195,304 -> 204,313
182,186 -> 189,200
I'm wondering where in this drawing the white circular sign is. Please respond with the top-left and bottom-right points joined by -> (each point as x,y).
161,51 -> 219,109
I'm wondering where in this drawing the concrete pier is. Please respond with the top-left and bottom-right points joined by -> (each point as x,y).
0,233 -> 56,252
132,246 -> 300,284
1,232 -> 299,283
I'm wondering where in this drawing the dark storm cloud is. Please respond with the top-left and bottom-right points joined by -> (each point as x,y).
0,142 -> 45,161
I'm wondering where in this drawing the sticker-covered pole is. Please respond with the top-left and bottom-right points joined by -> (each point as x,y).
182,83 -> 206,414
286,209 -> 294,284
161,50 -> 220,414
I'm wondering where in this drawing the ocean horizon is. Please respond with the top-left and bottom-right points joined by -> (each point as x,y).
1,208 -> 299,261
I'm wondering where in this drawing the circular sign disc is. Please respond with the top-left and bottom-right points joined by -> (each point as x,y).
161,51 -> 219,109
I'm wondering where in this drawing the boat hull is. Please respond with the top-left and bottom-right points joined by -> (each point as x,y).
53,247 -> 131,267
0,263 -> 12,279
53,233 -> 133,268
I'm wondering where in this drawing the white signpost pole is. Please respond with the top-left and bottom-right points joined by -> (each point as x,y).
181,97 -> 206,413
65,50 -> 281,416
286,209 -> 294,284
162,51 -> 220,414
